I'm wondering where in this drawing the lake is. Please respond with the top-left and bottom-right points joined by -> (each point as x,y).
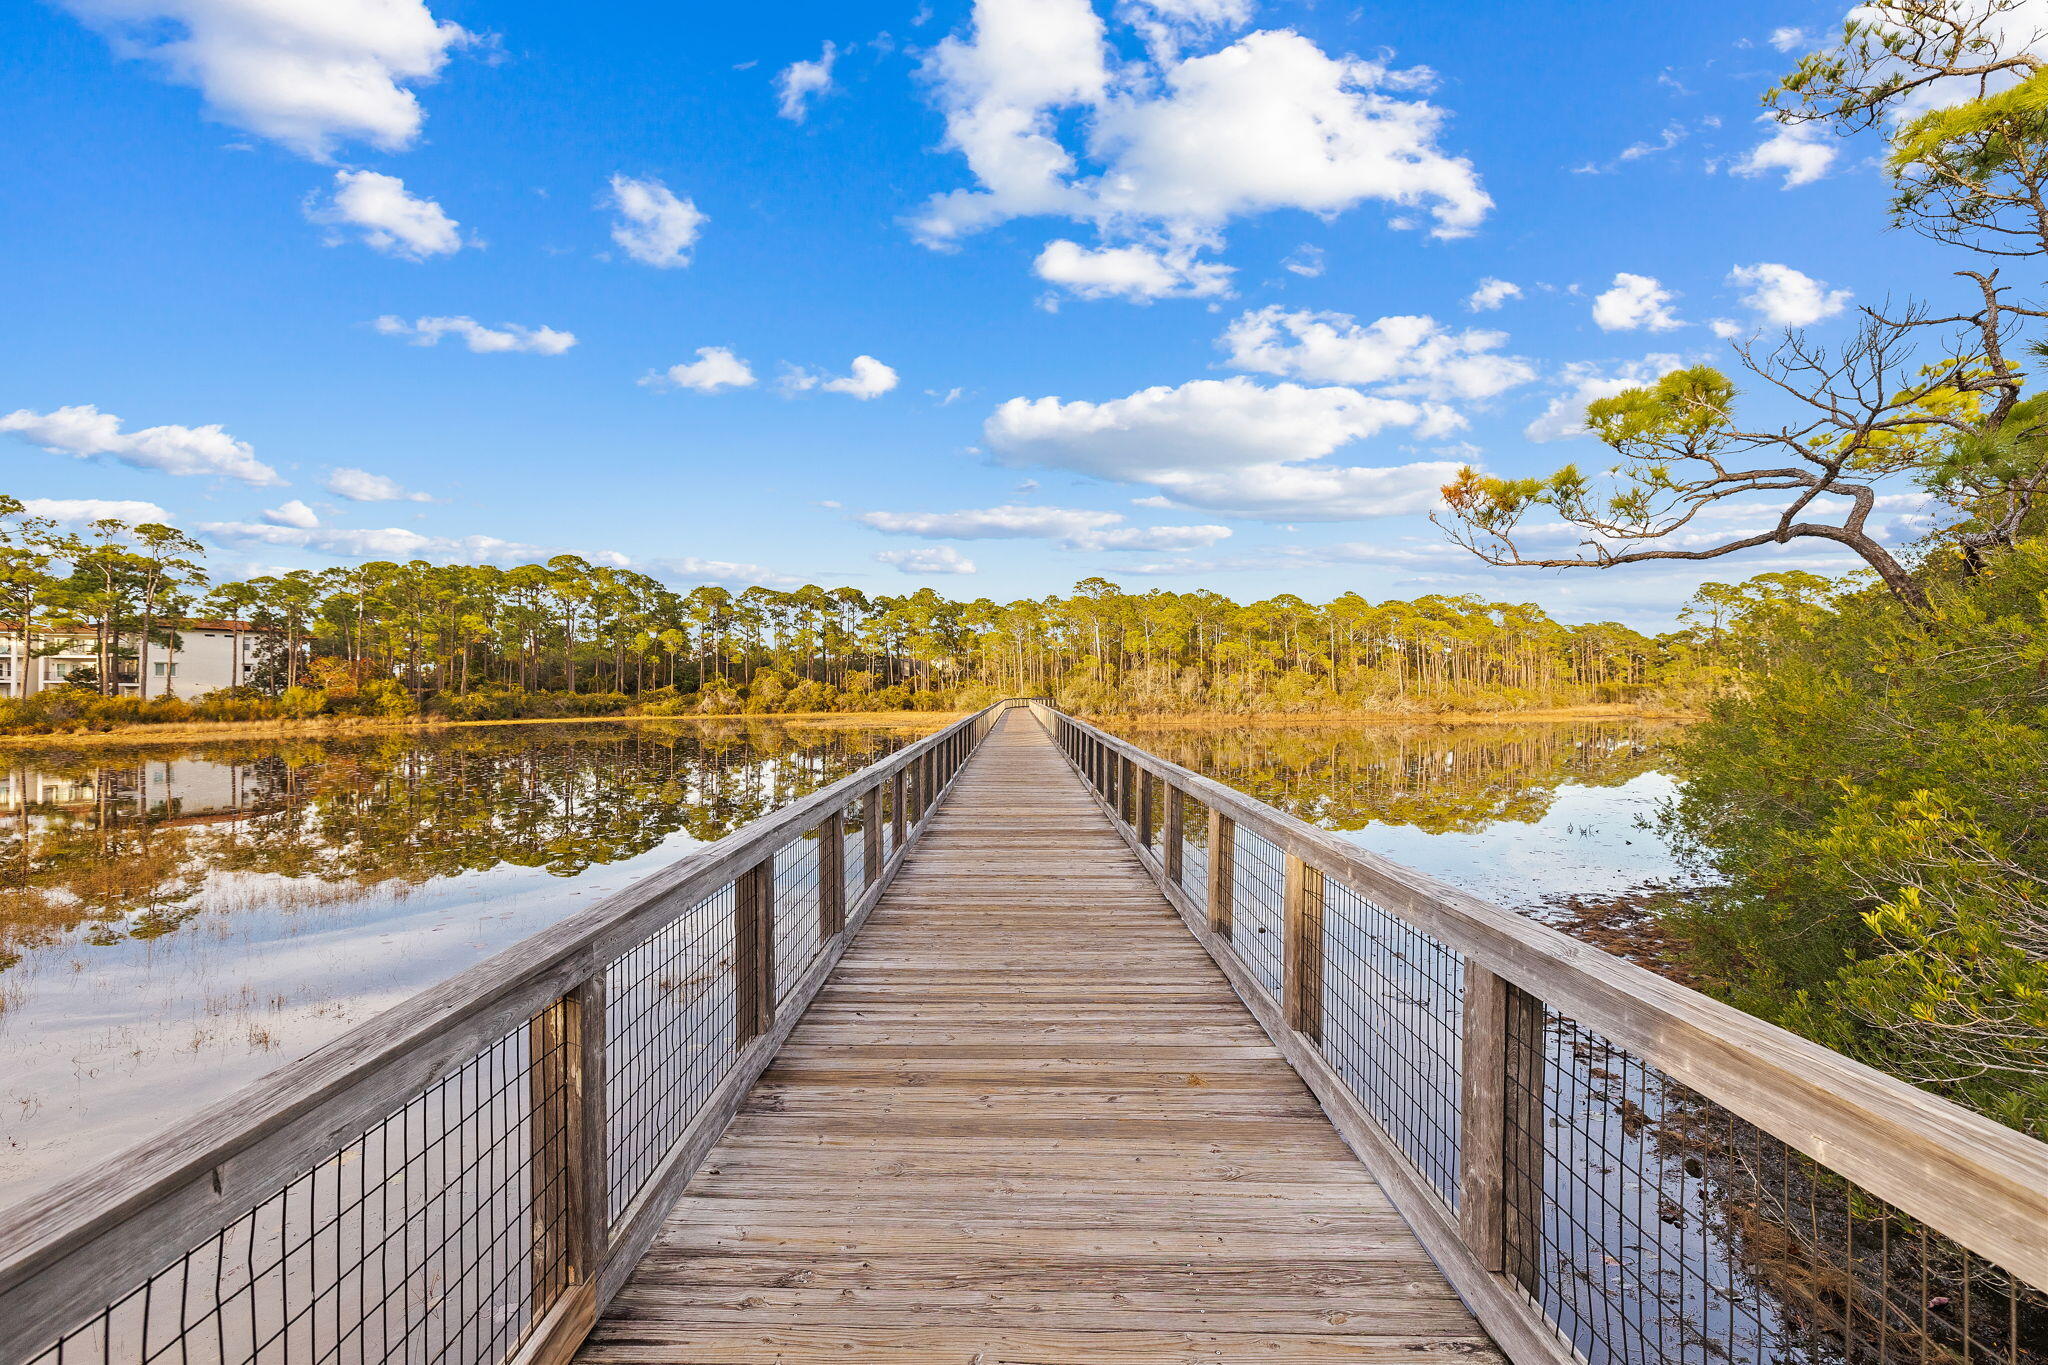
1105,716 -> 1694,914
0,713 -> 1686,1211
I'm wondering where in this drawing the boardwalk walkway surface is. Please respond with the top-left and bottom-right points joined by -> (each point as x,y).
579,713 -> 1499,1363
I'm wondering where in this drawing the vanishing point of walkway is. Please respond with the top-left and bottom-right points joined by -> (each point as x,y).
579,714 -> 1500,1362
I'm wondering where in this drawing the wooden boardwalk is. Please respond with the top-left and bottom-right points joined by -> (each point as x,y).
579,713 -> 1500,1363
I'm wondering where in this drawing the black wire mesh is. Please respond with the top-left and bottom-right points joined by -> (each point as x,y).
1227,823 -> 1286,999
604,882 -> 739,1221
1178,793 -> 1210,917
841,802 -> 866,904
771,835 -> 824,1000
1314,877 -> 1464,1206
1503,1002 -> 2048,1365
27,1017 -> 573,1365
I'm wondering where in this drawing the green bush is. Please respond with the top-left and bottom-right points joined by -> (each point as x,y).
1666,545 -> 2048,1134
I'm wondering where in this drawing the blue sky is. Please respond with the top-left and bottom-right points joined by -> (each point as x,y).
0,0 -> 1953,626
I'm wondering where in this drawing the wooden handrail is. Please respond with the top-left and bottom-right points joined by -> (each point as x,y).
1033,702 -> 2048,1297
0,699 -> 1033,1364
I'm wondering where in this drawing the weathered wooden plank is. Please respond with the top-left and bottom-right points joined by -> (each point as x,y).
1046,707 -> 2048,1293
579,1326 -> 1499,1363
582,713 -> 1498,1364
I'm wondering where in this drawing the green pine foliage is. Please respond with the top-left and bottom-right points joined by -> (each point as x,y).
1666,546 -> 2048,1134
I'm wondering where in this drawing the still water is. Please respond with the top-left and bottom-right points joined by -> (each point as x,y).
0,718 -> 928,1209
0,715 -> 1685,1211
1109,718 -> 1693,914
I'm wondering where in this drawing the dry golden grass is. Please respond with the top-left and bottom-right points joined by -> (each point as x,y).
1088,703 -> 1697,726
0,709 -> 961,750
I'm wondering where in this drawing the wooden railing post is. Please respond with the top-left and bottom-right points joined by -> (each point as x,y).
1502,982 -> 1546,1298
1138,770 -> 1154,849
525,976 -> 605,1357
890,769 -> 906,848
529,995 -> 576,1304
1163,786 -> 1184,885
571,975 -> 608,1274
1282,854 -> 1325,1042
1206,810 -> 1234,937
817,813 -> 845,939
1461,967 -> 1506,1272
734,856 -> 776,1043
862,786 -> 883,886
1461,967 -> 1545,1291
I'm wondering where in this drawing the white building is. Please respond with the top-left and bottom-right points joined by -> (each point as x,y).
0,621 -> 274,700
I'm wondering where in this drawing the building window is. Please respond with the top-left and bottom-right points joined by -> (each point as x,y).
152,662 -> 177,677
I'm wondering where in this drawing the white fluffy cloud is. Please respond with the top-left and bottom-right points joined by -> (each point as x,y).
985,375 -> 1461,519
784,355 -> 900,399
1592,273 -> 1683,332
915,0 -> 1487,294
58,0 -> 469,159
1033,239 -> 1233,301
0,403 -> 282,485
262,499 -> 321,528
1220,306 -> 1535,401
373,315 -> 576,354
1123,0 -> 1253,60
1522,355 -> 1684,443
1732,117 -> 1836,188
1768,26 -> 1810,53
647,555 -> 801,586
1465,277 -> 1521,312
308,170 -> 463,259
201,520 -> 547,563
876,546 -> 978,573
605,174 -> 706,268
23,497 -> 170,525
856,504 -> 1229,550
324,467 -> 430,502
644,346 -> 757,393
1728,262 -> 1851,326
776,41 -> 837,121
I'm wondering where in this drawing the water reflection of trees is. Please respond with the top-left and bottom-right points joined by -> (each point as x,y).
1111,721 -> 1674,834
0,722 -> 916,966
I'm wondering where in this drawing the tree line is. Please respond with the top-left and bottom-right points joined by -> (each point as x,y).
0,498 -> 1688,719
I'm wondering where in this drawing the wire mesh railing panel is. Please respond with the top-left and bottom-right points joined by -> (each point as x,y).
1177,793 -> 1210,916
604,883 -> 739,1222
841,805 -> 866,902
28,1019 -> 571,1365
1502,1002 -> 2048,1365
880,781 -> 900,863
1316,877 -> 1464,1206
1228,823 -> 1286,998
772,835 -> 824,1000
